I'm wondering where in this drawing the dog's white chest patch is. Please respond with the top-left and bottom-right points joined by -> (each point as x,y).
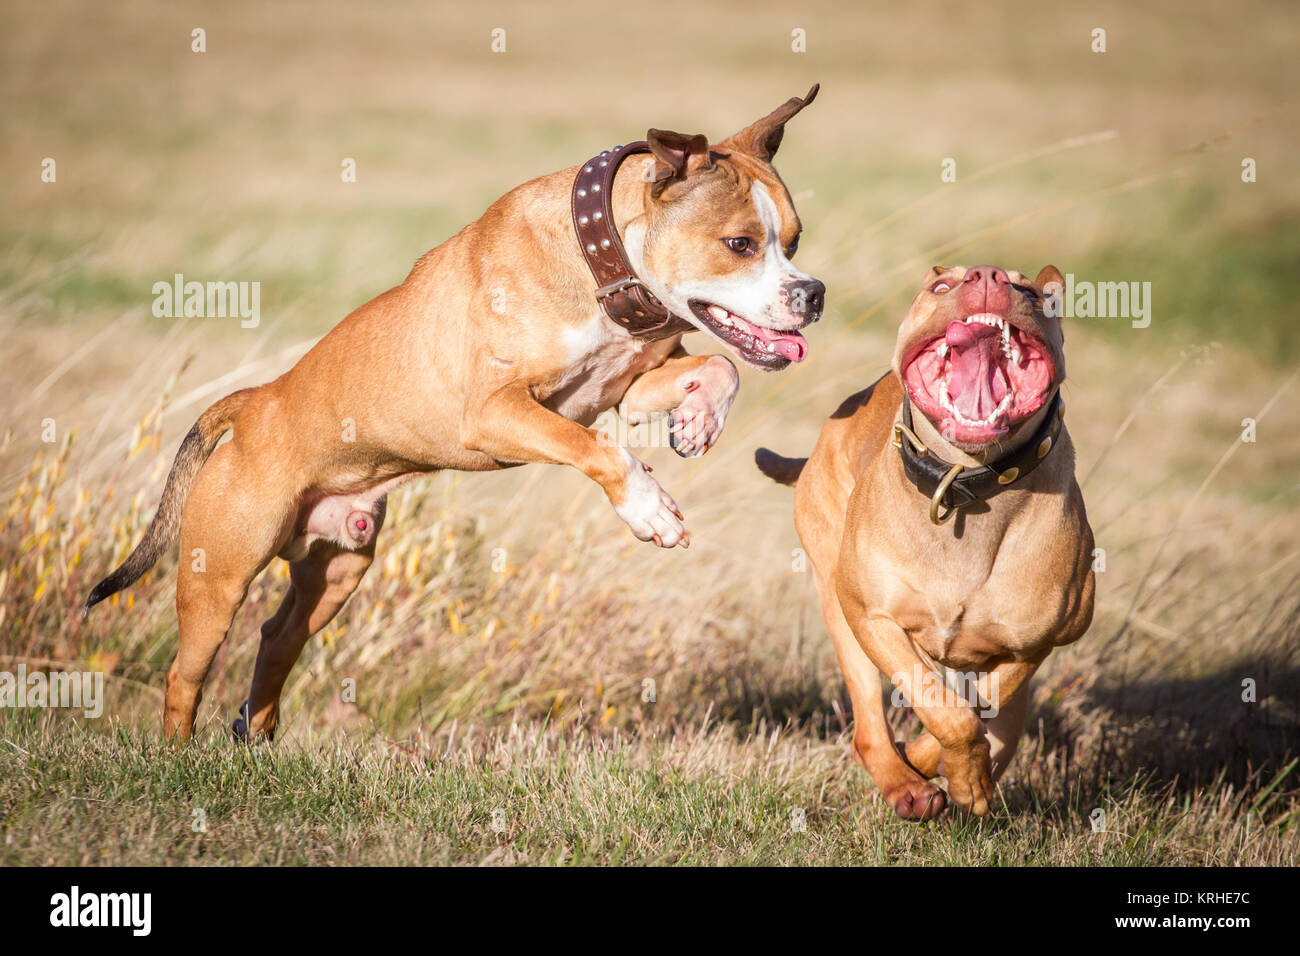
561,313 -> 614,364
548,313 -> 663,422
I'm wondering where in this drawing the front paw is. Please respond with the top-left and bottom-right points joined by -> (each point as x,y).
669,356 -> 738,458
612,450 -> 689,548
882,778 -> 948,821
853,737 -> 946,821
938,739 -> 994,817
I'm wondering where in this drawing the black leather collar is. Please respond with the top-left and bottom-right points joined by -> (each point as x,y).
893,390 -> 1065,524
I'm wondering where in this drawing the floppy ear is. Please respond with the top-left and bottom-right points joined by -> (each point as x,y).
646,129 -> 711,197
720,83 -> 819,162
1035,265 -> 1064,290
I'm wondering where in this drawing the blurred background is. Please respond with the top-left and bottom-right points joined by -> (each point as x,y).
1,0 -> 1298,861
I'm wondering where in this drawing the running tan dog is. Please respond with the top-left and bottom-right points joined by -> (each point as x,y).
757,264 -> 1094,818
85,87 -> 824,742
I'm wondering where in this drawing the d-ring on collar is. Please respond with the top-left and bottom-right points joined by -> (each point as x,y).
892,390 -> 1065,525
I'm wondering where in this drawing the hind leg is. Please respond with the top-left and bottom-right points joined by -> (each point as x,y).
236,524 -> 380,742
165,445 -> 289,742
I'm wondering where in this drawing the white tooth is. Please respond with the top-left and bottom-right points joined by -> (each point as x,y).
938,378 -> 1017,429
766,342 -> 775,353
936,343 -> 949,359
708,305 -> 728,321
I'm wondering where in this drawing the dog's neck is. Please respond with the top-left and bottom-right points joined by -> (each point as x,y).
885,396 -> 1077,538
904,389 -> 1058,469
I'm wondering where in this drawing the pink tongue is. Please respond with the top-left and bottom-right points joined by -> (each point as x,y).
945,320 -> 992,350
773,338 -> 807,362
748,322 -> 808,362
944,321 -> 1004,418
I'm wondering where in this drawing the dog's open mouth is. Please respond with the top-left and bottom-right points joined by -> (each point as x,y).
688,300 -> 808,370
901,312 -> 1055,444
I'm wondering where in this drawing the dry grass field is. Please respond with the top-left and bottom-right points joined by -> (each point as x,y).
1,0 -> 1297,865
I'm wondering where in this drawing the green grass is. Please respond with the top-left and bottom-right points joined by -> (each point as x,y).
3,712 -> 1296,866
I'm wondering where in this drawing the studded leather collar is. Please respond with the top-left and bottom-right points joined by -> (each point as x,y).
892,389 -> 1065,524
571,142 -> 694,341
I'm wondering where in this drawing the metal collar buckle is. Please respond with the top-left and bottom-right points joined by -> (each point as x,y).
892,420 -> 928,456
594,276 -> 644,301
893,418 -> 964,525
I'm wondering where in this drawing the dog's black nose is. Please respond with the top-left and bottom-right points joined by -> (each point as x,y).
791,278 -> 825,323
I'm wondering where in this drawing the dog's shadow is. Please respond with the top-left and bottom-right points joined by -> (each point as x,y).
1060,656 -> 1300,786
699,653 -> 1300,814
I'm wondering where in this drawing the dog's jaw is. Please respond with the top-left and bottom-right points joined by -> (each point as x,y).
686,300 -> 807,369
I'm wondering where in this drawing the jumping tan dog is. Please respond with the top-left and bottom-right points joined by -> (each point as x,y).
757,264 -> 1094,819
86,87 -> 824,742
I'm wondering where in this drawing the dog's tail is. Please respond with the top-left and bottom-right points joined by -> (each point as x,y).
83,388 -> 255,616
754,447 -> 808,487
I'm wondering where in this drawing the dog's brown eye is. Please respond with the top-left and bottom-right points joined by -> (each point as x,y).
931,281 -> 952,293
725,237 -> 755,256
785,236 -> 800,259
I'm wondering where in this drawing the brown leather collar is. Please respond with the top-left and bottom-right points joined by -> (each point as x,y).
892,390 -> 1065,525
571,142 -> 694,341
